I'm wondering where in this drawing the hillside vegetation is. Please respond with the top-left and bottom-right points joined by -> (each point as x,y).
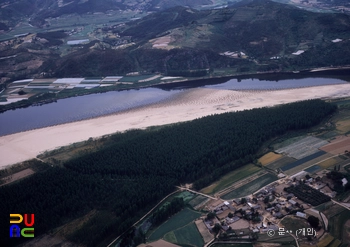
0,99 -> 336,246
52,0 -> 350,77
1,0 -> 350,81
0,0 -> 214,28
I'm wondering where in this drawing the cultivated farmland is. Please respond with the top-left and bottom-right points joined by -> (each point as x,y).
336,119 -> 350,134
281,151 -> 327,171
221,173 -> 277,199
276,136 -> 328,159
200,163 -> 260,195
148,208 -> 201,242
188,195 -> 208,208
195,220 -> 213,243
320,136 -> 350,155
304,165 -> 322,173
258,152 -> 283,166
284,153 -> 332,176
283,153 -> 334,176
265,156 -> 296,171
317,233 -> 335,247
164,222 -> 204,247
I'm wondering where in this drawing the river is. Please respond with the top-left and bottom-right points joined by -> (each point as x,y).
1,71 -> 349,137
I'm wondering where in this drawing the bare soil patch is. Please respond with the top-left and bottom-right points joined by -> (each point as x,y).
320,136 -> 350,154
229,219 -> 250,229
1,168 -> 35,186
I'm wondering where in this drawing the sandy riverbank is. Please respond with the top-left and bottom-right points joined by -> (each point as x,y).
1,84 -> 350,169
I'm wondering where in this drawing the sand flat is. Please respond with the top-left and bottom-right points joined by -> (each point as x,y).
1,84 -> 350,169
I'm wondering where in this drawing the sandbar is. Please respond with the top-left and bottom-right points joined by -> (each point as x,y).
1,84 -> 350,169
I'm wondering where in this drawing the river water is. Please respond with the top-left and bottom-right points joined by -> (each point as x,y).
1,71 -> 349,136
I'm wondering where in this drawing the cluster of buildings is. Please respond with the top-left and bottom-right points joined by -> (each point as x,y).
204,179 -> 316,237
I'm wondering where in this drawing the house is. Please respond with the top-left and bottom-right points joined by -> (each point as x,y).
273,212 -> 283,219
266,207 -> 274,212
253,205 -> 261,210
233,199 -> 241,205
296,212 -> 306,218
289,199 -> 297,206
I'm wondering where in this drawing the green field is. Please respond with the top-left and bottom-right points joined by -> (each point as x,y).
176,191 -> 195,203
284,153 -> 333,176
201,163 -> 260,195
221,173 -> 278,199
188,195 -> 208,208
164,222 -> 204,247
148,207 -> 201,242
266,156 -> 296,171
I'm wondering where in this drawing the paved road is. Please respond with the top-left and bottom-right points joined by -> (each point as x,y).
332,199 -> 350,211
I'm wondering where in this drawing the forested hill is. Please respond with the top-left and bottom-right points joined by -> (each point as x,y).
0,0 -> 213,28
53,0 -> 350,77
0,99 -> 336,246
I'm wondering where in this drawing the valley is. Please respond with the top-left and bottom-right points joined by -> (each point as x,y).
1,1 -> 350,247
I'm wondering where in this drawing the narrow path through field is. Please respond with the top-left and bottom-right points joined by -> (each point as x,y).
177,186 -> 217,200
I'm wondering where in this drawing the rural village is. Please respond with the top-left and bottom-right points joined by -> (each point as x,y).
139,133 -> 350,247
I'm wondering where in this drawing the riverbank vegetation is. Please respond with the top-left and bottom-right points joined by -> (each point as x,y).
0,99 -> 336,246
